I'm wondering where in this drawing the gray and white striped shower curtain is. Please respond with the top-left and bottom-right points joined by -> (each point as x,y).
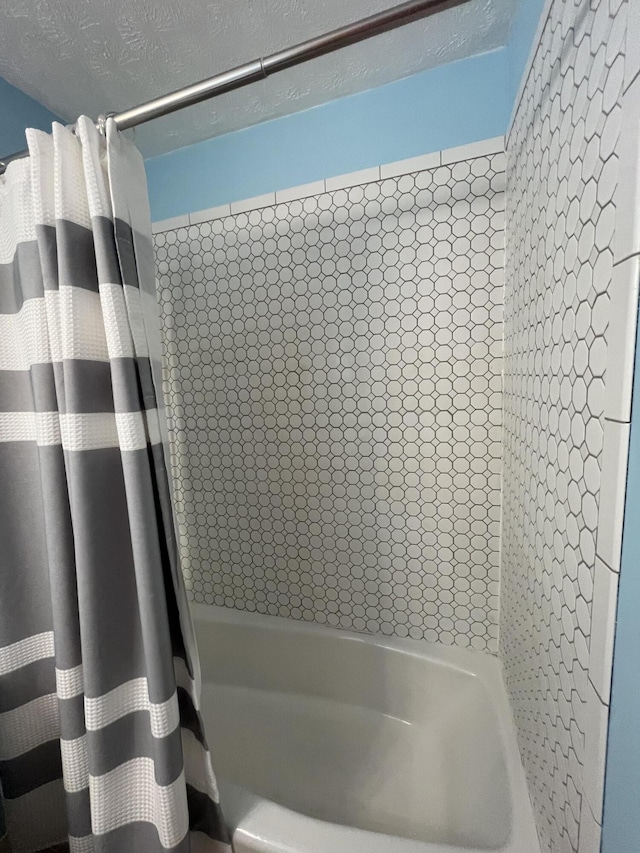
0,117 -> 230,853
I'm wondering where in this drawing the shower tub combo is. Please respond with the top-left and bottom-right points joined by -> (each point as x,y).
194,605 -> 540,853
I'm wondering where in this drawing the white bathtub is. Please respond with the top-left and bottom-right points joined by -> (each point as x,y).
193,604 -> 540,853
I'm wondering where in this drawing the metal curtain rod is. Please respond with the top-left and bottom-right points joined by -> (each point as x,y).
0,0 -> 469,173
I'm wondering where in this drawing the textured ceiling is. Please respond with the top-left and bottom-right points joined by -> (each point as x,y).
0,0 -> 517,157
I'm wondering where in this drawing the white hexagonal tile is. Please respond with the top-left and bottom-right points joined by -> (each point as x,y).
155,151 -> 505,652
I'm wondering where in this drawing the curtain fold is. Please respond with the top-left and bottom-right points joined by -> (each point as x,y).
0,117 -> 230,853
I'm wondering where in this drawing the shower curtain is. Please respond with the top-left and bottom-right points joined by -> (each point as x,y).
0,117 -> 230,853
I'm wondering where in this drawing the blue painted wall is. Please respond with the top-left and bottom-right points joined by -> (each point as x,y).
145,0 -> 547,222
602,295 -> 640,851
146,48 -> 510,221
506,0 -> 547,110
0,77 -> 62,158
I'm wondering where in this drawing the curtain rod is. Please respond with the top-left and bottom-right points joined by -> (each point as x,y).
0,0 -> 470,173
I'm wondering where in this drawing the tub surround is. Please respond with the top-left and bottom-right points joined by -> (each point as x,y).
0,0 -> 635,848
154,137 -> 504,652
148,2 -> 640,850
502,0 -> 635,851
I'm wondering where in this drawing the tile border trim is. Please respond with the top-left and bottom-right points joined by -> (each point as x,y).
589,9 -> 640,833
151,136 -> 505,229
151,214 -> 190,234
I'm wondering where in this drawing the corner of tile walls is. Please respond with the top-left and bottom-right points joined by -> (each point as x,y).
153,135 -> 505,653
502,0 -> 634,852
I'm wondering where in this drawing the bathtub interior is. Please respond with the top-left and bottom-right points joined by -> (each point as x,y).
195,608 -> 512,850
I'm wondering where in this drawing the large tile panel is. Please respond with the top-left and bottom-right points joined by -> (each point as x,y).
155,153 -> 505,652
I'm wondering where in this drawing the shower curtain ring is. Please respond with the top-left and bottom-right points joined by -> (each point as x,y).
97,112 -> 117,136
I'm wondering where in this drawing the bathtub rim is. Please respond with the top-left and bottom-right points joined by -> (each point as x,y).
192,601 -> 496,679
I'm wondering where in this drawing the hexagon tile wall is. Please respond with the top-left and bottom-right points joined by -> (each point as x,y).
154,147 -> 505,653
501,0 -> 629,851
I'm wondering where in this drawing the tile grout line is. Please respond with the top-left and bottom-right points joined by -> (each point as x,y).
612,250 -> 640,267
588,797 -> 603,829
588,675 -> 609,709
595,553 -> 618,574
624,67 -> 640,96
